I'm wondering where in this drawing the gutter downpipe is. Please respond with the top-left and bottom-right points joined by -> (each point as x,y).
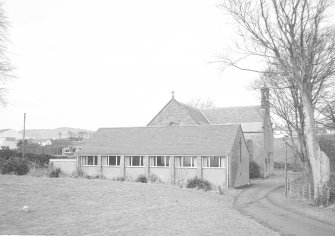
226,155 -> 230,189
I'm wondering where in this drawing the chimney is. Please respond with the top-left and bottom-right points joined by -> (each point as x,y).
261,87 -> 270,112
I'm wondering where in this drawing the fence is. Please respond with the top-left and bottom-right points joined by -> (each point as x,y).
286,172 -> 332,206
287,182 -> 314,201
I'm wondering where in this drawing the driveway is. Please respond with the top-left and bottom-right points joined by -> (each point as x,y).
235,174 -> 335,236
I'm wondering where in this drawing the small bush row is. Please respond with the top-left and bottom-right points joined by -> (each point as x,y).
0,147 -> 62,168
49,168 -> 62,178
110,174 -> 164,184
186,176 -> 212,192
1,157 -> 30,175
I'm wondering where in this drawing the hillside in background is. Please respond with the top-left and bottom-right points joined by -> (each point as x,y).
19,127 -> 95,139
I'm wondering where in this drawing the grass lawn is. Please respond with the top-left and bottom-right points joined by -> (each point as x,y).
0,175 -> 276,235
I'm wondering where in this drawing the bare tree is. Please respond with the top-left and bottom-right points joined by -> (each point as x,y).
221,0 -> 335,195
0,3 -> 12,105
254,71 -> 310,175
317,96 -> 335,129
187,98 -> 216,109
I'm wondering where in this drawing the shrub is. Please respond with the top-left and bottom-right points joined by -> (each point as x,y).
0,146 -> 17,160
116,176 -> 126,182
249,160 -> 261,179
186,177 -> 212,192
72,167 -> 85,178
135,174 -> 147,183
1,157 -> 30,175
28,166 -> 48,177
49,168 -> 62,178
218,186 -> 224,195
328,174 -> 335,201
148,174 -> 163,183
314,174 -> 335,207
0,158 -> 6,170
24,153 -> 55,167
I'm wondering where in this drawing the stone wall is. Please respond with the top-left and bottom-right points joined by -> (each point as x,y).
148,99 -> 198,126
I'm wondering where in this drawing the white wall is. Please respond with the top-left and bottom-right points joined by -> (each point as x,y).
50,159 -> 76,175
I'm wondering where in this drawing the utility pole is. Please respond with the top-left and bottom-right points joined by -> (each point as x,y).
22,113 -> 26,159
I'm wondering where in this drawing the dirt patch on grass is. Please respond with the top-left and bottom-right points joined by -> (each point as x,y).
0,175 -> 277,235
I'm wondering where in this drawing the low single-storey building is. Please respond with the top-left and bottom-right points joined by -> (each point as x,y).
77,124 -> 249,188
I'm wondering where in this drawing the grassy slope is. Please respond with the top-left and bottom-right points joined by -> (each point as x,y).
0,176 -> 277,236
268,187 -> 335,226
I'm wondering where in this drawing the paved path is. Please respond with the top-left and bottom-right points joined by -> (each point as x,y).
235,175 -> 335,236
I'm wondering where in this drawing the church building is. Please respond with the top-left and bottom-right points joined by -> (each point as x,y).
147,88 -> 274,177
76,88 -> 272,188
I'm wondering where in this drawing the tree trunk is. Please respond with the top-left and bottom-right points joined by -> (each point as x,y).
302,93 -> 330,197
296,132 -> 313,183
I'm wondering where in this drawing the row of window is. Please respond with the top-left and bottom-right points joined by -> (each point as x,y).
81,156 -> 226,168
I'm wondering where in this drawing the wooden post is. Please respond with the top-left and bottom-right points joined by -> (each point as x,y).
22,113 -> 26,159
308,183 -> 311,201
327,187 -> 330,207
302,185 -> 305,200
298,184 -> 303,198
288,182 -> 291,198
288,182 -> 292,201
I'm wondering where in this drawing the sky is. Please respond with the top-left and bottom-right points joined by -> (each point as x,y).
0,0 -> 262,131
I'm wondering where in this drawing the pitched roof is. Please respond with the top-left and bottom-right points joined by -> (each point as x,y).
0,129 -> 10,133
147,98 -> 210,126
79,124 -> 240,156
201,106 -> 264,124
177,101 -> 210,125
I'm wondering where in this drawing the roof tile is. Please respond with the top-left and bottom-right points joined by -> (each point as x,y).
79,125 -> 240,156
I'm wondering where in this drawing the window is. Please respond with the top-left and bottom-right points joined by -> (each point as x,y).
150,156 -> 170,167
102,156 -> 120,166
81,156 -> 98,166
125,156 -> 144,167
202,156 -> 225,168
175,156 -> 197,167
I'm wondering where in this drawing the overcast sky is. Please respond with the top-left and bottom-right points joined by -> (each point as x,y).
0,0 -> 262,131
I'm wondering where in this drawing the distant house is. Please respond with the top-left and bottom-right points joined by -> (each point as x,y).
0,129 -> 21,149
31,138 -> 52,146
78,125 -> 249,188
147,88 -> 274,178
62,146 -> 82,156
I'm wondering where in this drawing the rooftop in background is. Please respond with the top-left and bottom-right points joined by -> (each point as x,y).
0,129 -> 11,133
201,106 -> 264,124
201,106 -> 265,133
